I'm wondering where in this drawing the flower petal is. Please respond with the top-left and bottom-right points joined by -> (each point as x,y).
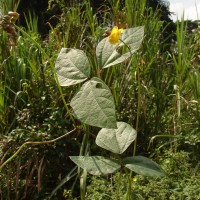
108,26 -> 124,45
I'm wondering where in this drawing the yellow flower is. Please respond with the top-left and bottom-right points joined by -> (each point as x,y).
108,26 -> 124,44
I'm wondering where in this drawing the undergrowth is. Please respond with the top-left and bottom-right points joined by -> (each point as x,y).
0,0 -> 200,199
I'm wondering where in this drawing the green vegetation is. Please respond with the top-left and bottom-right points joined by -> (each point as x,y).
0,0 -> 200,199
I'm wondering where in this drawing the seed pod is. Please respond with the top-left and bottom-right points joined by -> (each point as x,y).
8,11 -> 19,23
2,15 -> 11,23
5,25 -> 16,34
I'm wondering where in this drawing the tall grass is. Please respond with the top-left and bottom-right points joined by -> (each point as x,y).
0,0 -> 21,13
0,0 -> 200,199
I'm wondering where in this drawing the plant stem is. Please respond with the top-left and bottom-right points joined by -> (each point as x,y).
79,126 -> 90,200
0,128 -> 77,172
134,61 -> 141,156
126,59 -> 141,200
116,170 -> 122,200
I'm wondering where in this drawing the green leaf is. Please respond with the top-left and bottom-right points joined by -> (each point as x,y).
70,156 -> 120,175
123,156 -> 165,177
55,48 -> 90,86
70,77 -> 117,128
96,122 -> 137,154
96,26 -> 144,69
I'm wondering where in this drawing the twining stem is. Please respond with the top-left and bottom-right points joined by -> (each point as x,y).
79,125 -> 90,200
119,39 -> 141,200
134,61 -> 141,156
126,59 -> 141,200
117,40 -> 141,156
0,128 -> 77,172
116,169 -> 122,200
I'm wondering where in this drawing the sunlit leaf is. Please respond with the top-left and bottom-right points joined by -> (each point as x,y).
70,156 -> 120,175
96,122 -> 137,154
123,156 -> 165,177
70,77 -> 117,128
96,26 -> 144,69
55,48 -> 90,86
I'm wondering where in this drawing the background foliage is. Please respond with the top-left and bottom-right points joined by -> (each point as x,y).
0,0 -> 200,199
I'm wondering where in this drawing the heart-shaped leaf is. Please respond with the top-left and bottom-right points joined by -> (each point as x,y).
55,48 -> 90,86
123,156 -> 165,177
70,77 -> 117,128
70,156 -> 120,175
96,122 -> 137,154
96,26 -> 144,69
